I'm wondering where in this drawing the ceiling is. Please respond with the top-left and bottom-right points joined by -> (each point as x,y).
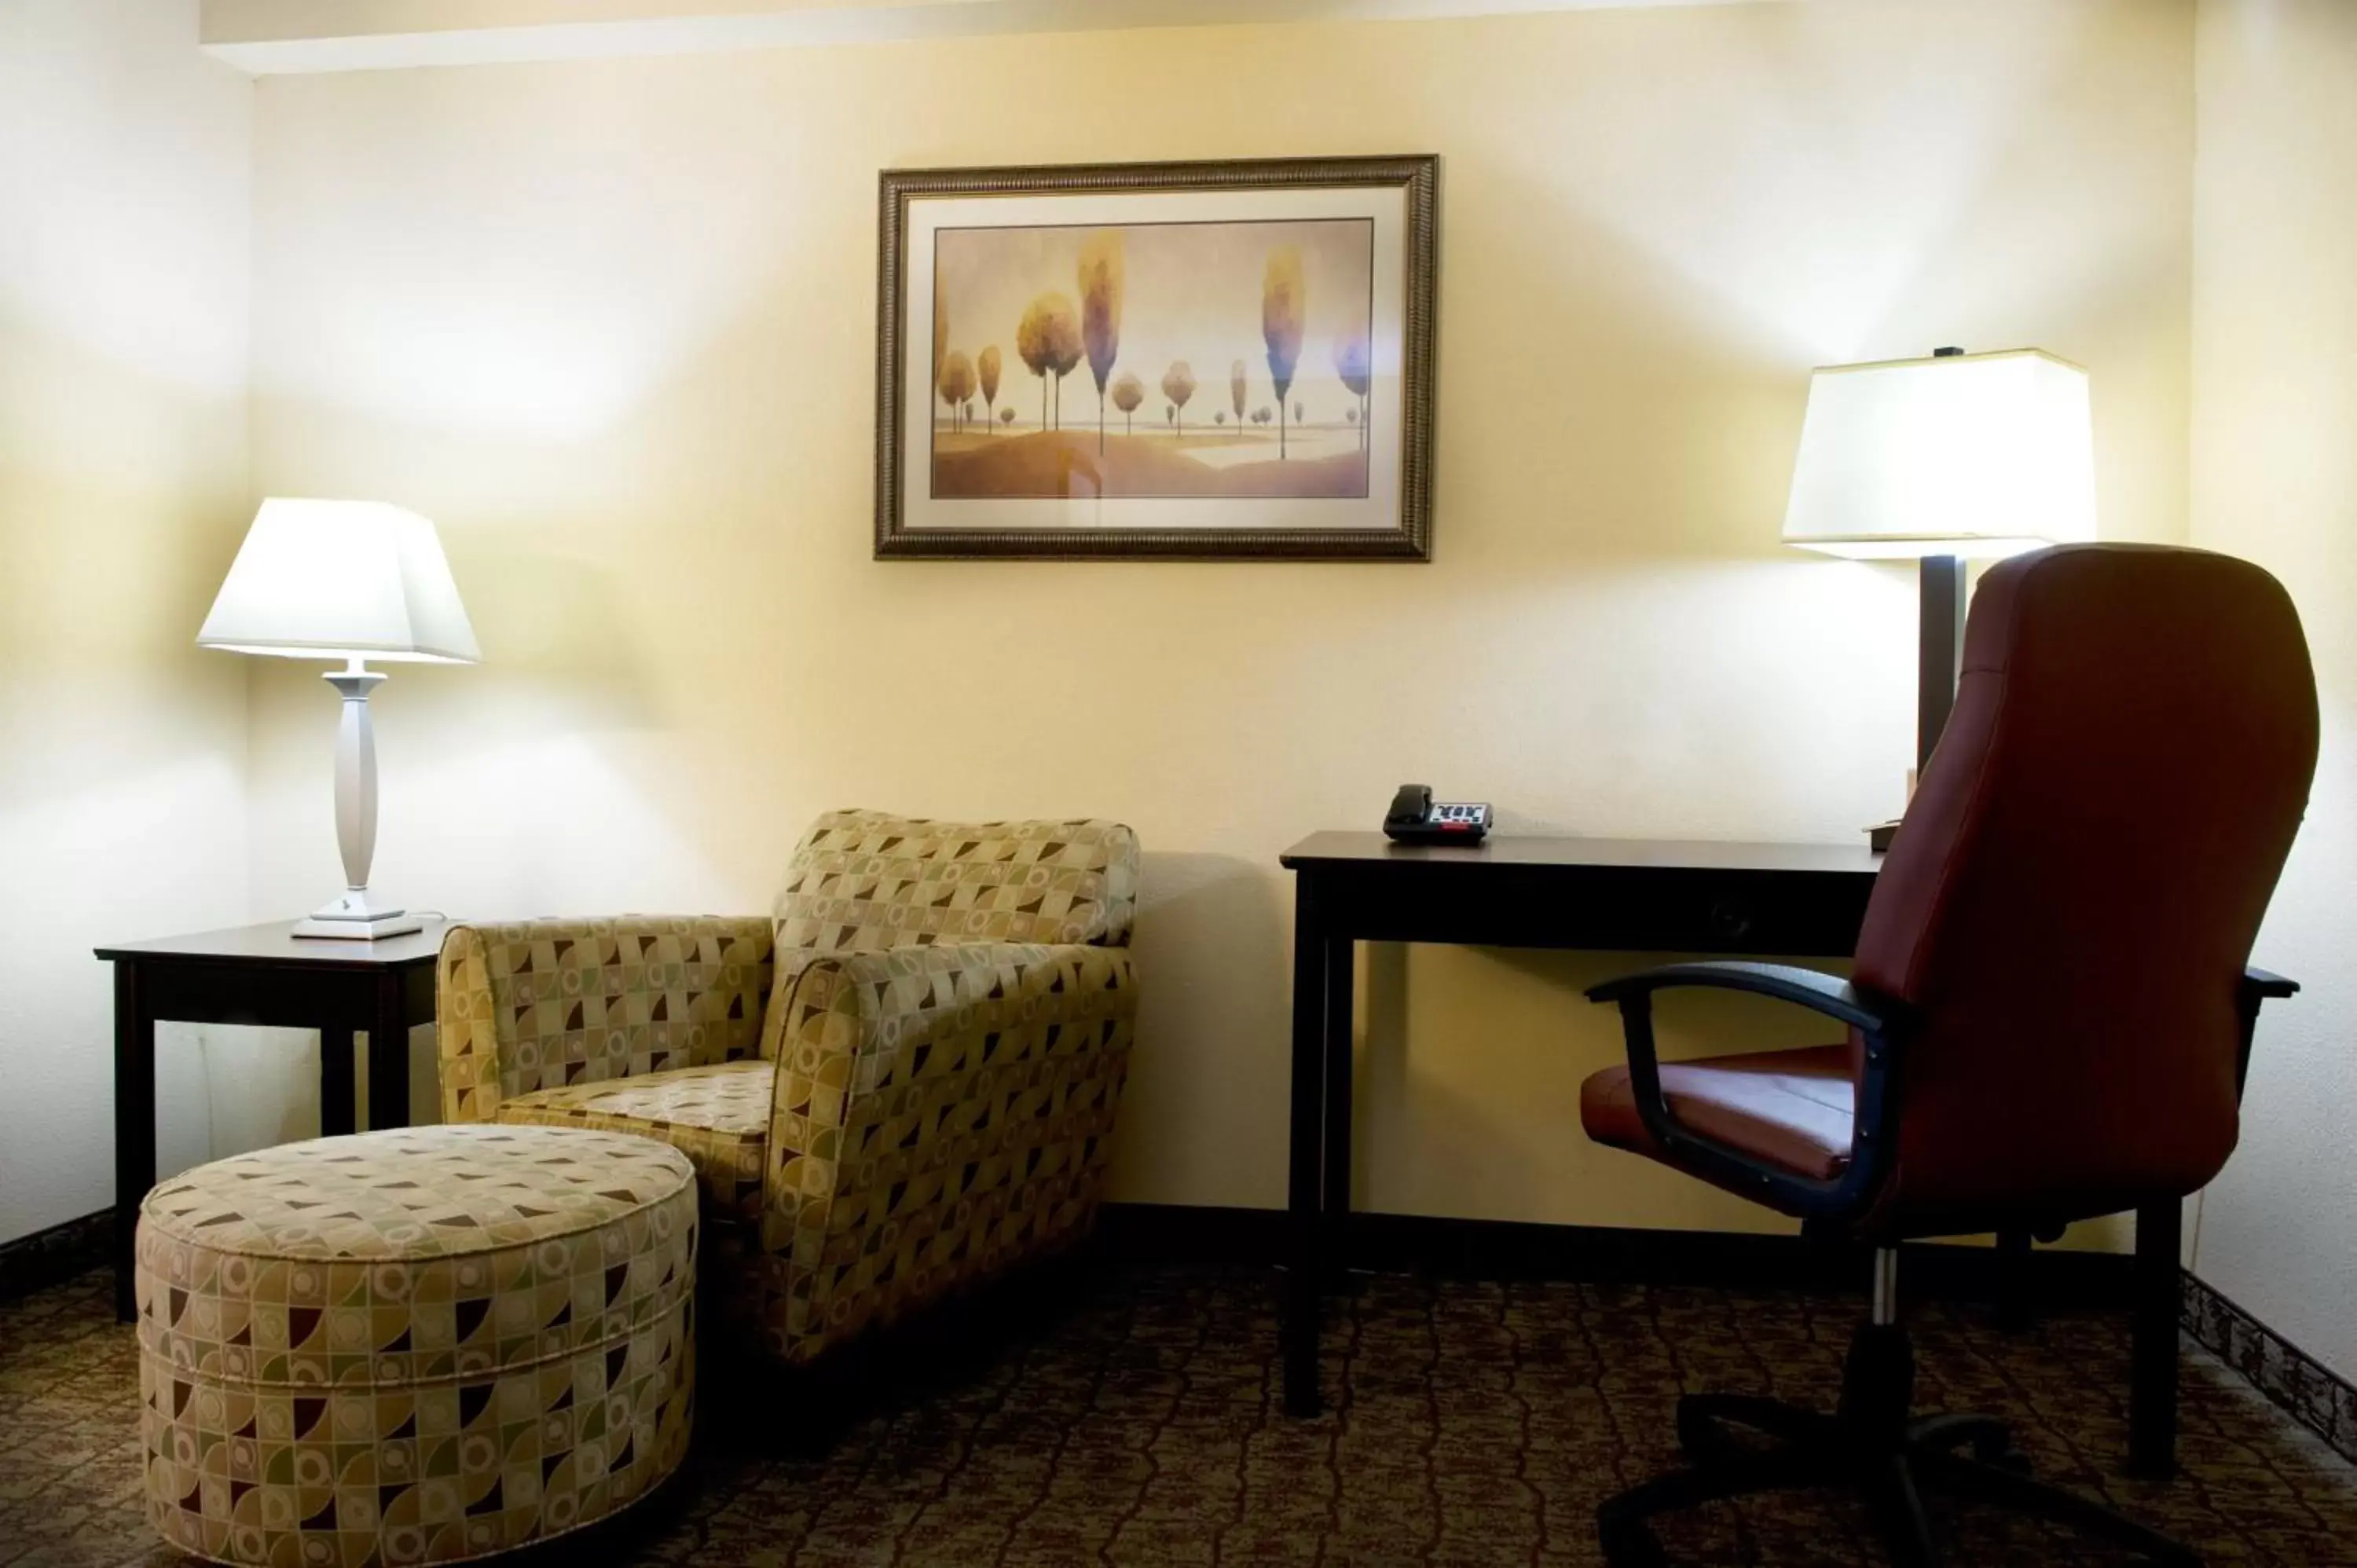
200,0 -> 1769,74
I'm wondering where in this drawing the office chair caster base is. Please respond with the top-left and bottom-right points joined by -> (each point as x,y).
1599,1387 -> 2202,1567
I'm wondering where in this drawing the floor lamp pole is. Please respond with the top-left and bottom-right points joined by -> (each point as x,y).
1917,554 -> 1966,771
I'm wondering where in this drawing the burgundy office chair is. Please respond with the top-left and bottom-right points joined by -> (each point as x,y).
1579,544 -> 2317,1566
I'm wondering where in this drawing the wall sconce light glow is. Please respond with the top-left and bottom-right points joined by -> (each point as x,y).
1782,348 -> 2097,560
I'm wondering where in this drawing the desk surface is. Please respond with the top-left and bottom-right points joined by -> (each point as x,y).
1281,832 -> 1886,876
95,918 -> 452,969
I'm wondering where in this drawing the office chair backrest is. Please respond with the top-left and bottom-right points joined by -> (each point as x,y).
1852,544 -> 2316,1233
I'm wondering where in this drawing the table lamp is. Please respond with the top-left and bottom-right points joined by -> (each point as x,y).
1782,346 -> 2095,842
199,499 -> 479,939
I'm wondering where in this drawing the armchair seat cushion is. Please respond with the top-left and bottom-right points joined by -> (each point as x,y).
494,1060 -> 772,1222
1581,1044 -> 1857,1182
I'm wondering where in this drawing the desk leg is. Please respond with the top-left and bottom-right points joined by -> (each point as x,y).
113,962 -> 154,1323
320,1027 -> 357,1138
2129,1199 -> 2182,1478
368,972 -> 412,1130
1284,881 -> 1329,1417
1321,937 -> 1354,1281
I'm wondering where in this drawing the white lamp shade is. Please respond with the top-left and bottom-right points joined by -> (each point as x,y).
1781,349 -> 2097,559
199,499 -> 480,662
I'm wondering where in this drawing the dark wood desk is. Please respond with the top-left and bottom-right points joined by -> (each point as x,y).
1277,833 -> 2188,1474
95,920 -> 447,1321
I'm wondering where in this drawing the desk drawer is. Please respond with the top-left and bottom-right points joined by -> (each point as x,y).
1311,861 -> 1875,958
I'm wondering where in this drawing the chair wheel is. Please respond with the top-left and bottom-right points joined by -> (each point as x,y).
1598,1508 -> 1670,1568
1980,1442 -> 2033,1475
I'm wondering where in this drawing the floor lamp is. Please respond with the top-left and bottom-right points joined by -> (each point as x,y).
1782,346 -> 2098,846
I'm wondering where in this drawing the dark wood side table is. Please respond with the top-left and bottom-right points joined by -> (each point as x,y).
1277,833 -> 2194,1475
95,919 -> 447,1321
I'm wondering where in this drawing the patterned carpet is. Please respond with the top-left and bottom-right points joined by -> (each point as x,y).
5,1262 -> 2356,1566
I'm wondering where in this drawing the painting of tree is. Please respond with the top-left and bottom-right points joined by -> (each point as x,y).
932,273 -> 948,387
1333,324 -> 1371,450
1078,232 -> 1124,456
1262,246 -> 1304,460
1111,371 -> 1144,434
1000,405 -> 1016,430
977,344 -> 1002,433
938,350 -> 974,434
1162,361 -> 1197,437
918,204 -> 1404,510
1017,292 -> 1080,431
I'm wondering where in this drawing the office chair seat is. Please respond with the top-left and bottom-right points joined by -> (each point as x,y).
1582,1042 -> 1855,1181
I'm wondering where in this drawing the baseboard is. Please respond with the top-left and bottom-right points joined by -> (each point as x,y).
1093,1202 -> 2137,1307
2183,1272 -> 2357,1467
0,1210 -> 112,1303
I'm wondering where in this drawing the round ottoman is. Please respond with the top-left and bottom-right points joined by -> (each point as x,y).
135,1123 -> 698,1566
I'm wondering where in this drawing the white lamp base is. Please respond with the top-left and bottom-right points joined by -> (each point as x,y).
290,660 -> 424,941
293,888 -> 421,941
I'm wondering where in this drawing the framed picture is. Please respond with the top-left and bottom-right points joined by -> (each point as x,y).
874,154 -> 1439,560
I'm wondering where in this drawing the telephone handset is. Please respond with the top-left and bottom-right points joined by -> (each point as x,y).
1382,784 -> 1494,845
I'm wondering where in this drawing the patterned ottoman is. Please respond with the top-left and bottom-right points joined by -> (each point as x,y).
134,1124 -> 697,1566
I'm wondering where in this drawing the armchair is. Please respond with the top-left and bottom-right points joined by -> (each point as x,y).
436,811 -> 1140,1364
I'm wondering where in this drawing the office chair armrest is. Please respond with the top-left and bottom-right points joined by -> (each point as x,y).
1584,960 -> 1905,1222
1585,960 -> 1898,1033
2242,965 -> 2298,1002
2233,966 -> 2299,1097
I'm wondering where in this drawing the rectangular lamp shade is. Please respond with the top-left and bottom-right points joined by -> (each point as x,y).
1781,348 -> 2097,559
199,498 -> 480,662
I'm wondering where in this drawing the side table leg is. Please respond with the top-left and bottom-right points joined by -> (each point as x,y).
320,1026 -> 357,1138
1284,880 -> 1329,1417
368,972 -> 412,1130
112,962 -> 154,1323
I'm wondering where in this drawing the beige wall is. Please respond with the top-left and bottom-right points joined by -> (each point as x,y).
2188,0 -> 2357,1372
242,0 -> 2194,1232
0,1 -> 271,1240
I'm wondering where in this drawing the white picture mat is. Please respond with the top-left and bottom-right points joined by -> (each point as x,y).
901,182 -> 1409,534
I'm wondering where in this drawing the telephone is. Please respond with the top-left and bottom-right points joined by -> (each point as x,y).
1381,784 -> 1494,845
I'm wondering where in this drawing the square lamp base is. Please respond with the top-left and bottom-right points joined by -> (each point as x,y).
293,913 -> 423,940
292,888 -> 423,941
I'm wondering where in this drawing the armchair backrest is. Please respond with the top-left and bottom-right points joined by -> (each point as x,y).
1853,544 -> 2316,1229
774,811 -> 1140,952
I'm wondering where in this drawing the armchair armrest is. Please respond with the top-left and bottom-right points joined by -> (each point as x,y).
757,940 -> 1138,1360
1584,959 -> 1909,1222
437,915 -> 773,1123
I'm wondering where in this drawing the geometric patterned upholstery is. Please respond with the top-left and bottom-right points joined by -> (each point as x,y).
135,1125 -> 697,1566
760,940 -> 1135,1360
436,811 -> 1142,1368
435,915 -> 772,1125
775,811 -> 1138,950
490,1060 -> 773,1222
